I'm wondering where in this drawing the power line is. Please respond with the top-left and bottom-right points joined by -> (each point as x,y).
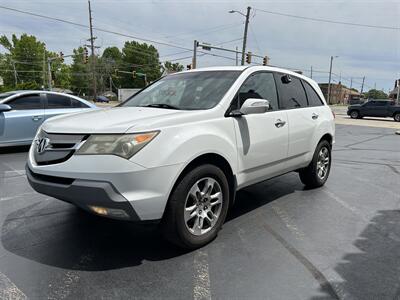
254,8 -> 400,30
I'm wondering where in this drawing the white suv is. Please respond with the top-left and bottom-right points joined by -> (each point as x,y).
27,66 -> 335,248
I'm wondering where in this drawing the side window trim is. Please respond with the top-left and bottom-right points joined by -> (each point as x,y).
7,94 -> 44,110
226,71 -> 279,114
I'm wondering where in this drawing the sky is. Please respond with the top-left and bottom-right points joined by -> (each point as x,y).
0,0 -> 399,92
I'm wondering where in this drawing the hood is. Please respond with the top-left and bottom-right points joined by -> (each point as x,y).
42,106 -> 186,134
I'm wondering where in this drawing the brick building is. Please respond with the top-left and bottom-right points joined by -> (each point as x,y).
319,83 -> 361,104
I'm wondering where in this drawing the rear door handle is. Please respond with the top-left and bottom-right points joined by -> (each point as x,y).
312,113 -> 319,120
32,115 -> 43,121
275,119 -> 286,128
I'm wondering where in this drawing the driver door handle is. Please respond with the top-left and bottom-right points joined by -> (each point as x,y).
32,115 -> 43,121
312,113 -> 319,120
275,119 -> 286,128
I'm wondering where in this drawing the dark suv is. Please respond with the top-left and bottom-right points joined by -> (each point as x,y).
347,100 -> 400,122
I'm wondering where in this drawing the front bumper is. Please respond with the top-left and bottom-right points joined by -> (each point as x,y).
26,165 -> 140,221
27,148 -> 184,221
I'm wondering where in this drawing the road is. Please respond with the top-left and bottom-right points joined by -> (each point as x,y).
0,124 -> 399,299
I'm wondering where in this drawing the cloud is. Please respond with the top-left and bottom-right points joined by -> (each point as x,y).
0,0 -> 398,91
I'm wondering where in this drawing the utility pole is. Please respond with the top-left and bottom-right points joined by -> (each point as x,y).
109,76 -> 112,92
310,66 -> 313,79
241,6 -> 251,65
42,50 -> 46,89
88,0 -> 97,100
350,78 -> 353,90
397,79 -> 400,104
327,56 -> 334,105
360,76 -> 365,96
235,46 -> 239,66
192,40 -> 198,69
11,60 -> 17,87
47,58 -> 52,90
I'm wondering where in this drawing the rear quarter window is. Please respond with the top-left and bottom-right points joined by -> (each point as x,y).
302,81 -> 324,106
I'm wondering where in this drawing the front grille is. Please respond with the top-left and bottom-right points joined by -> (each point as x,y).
34,130 -> 87,165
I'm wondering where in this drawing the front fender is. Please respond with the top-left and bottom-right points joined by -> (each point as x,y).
130,118 -> 238,173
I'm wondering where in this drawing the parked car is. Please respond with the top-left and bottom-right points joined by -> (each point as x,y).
95,95 -> 110,103
347,99 -> 400,121
26,66 -> 335,249
0,91 -> 97,147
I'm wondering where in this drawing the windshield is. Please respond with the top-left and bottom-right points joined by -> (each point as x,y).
122,71 -> 241,110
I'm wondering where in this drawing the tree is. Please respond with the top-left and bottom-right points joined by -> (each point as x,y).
101,47 -> 123,92
70,47 -> 90,95
120,41 -> 162,88
164,61 -> 184,73
0,34 -> 46,90
365,89 -> 388,99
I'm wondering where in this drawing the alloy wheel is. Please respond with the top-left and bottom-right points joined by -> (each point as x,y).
316,146 -> 330,180
184,177 -> 223,236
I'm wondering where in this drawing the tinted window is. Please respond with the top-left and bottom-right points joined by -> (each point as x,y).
123,71 -> 241,110
71,98 -> 88,108
364,101 -> 375,107
274,73 -> 308,109
47,95 -> 73,108
237,72 -> 279,111
303,81 -> 324,106
7,94 -> 42,110
374,101 -> 387,106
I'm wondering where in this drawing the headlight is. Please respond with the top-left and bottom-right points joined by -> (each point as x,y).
76,131 -> 159,159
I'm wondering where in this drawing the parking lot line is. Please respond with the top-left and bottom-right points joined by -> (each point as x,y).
0,271 -> 27,300
193,250 -> 211,300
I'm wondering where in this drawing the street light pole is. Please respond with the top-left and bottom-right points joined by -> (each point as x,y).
241,6 -> 251,65
327,56 -> 334,105
229,6 -> 251,66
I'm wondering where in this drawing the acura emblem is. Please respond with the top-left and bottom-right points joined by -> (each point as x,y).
36,137 -> 50,154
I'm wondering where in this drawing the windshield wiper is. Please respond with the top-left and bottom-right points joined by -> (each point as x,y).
142,103 -> 180,110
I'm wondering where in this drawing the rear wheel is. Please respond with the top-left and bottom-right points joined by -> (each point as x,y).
394,113 -> 400,122
350,110 -> 359,119
299,140 -> 332,188
162,164 -> 230,249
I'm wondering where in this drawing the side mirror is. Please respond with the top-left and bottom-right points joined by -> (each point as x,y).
240,98 -> 270,115
0,104 -> 11,113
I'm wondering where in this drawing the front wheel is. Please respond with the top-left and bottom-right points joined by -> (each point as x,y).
299,140 -> 332,188
162,164 -> 230,249
394,113 -> 400,122
350,110 -> 359,119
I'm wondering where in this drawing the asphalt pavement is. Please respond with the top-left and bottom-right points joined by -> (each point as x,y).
0,124 -> 399,299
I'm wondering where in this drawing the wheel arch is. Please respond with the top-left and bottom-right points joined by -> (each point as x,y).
169,153 -> 237,211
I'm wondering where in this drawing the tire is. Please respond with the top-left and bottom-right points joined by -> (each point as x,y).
394,113 -> 400,122
299,140 -> 332,188
350,110 -> 359,119
162,164 -> 230,249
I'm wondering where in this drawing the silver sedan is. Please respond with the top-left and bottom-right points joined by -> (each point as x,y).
0,91 -> 97,147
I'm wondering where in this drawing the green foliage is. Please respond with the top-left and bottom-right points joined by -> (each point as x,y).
164,61 -> 184,73
0,34 -> 46,89
365,89 -> 388,99
0,33 -> 164,94
70,47 -> 90,95
120,41 -> 161,88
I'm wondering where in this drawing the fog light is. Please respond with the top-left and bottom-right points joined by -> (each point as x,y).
90,206 -> 108,216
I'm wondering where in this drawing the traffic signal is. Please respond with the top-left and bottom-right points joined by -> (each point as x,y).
187,64 -> 192,70
59,52 -> 64,63
245,52 -> 252,64
83,47 -> 89,64
263,56 -> 269,66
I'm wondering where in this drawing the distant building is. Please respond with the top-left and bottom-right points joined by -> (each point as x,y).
318,83 -> 361,105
